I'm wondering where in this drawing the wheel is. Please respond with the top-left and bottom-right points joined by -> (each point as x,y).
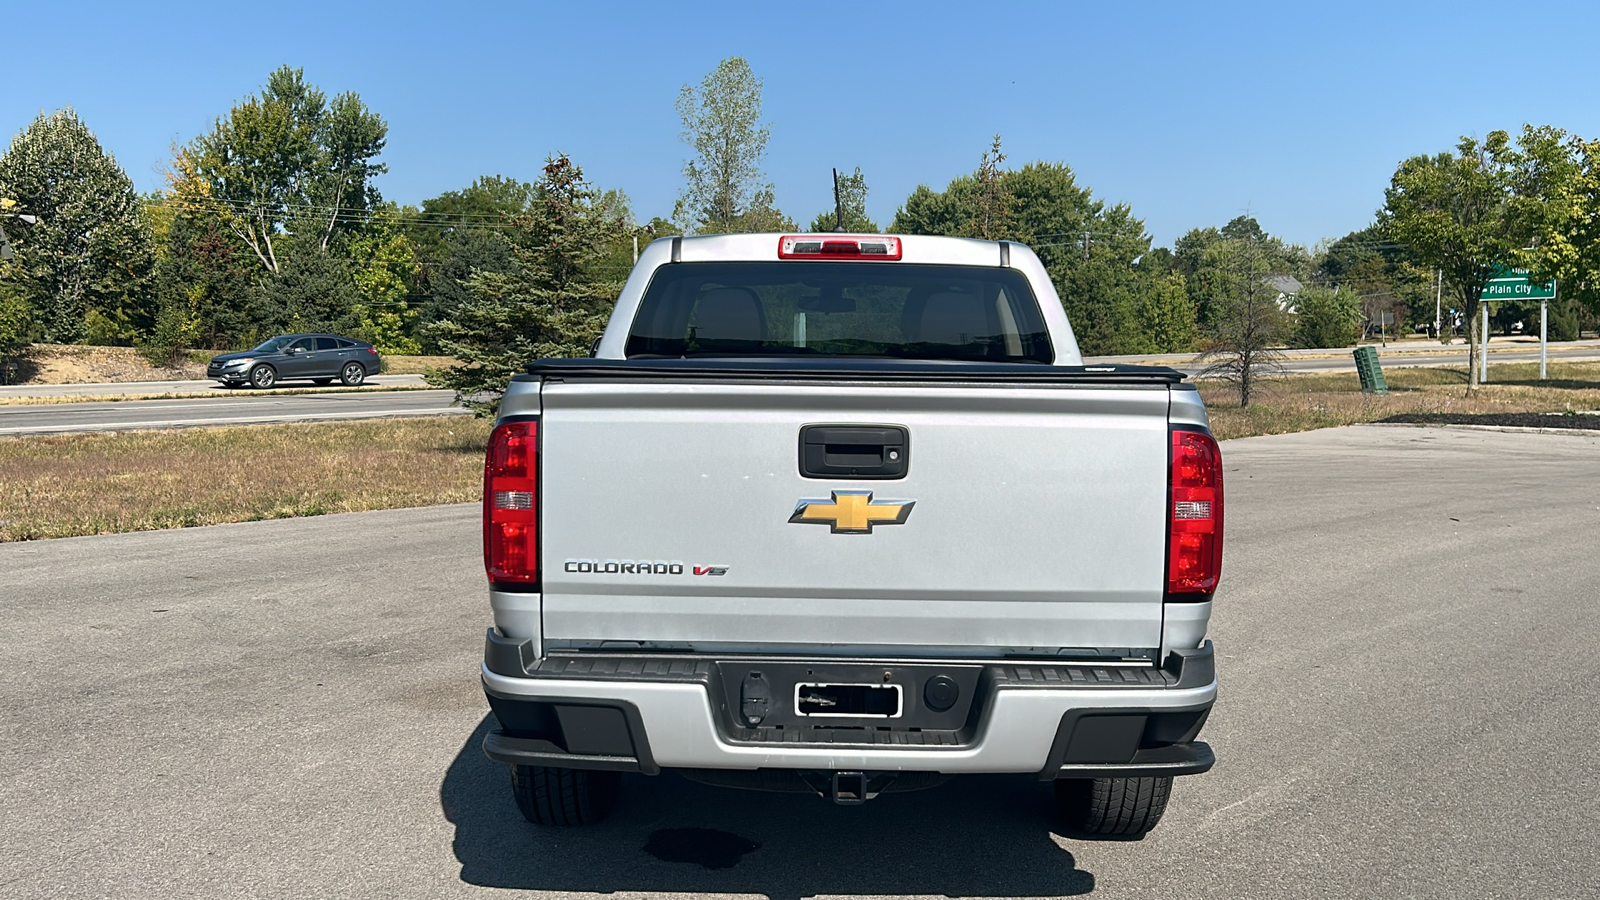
340,362 -> 366,387
1054,776 -> 1172,838
313,378 -> 333,386
509,765 -> 620,826
249,365 -> 277,389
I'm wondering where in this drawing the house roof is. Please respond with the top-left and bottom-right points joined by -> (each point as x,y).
1264,274 -> 1303,295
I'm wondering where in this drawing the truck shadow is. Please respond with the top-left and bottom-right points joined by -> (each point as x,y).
441,715 -> 1096,899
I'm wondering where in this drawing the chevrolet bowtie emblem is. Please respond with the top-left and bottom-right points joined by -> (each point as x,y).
789,490 -> 915,534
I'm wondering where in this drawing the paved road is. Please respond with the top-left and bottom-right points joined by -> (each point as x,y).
0,389 -> 470,435
0,373 -> 428,400
3,426 -> 1598,898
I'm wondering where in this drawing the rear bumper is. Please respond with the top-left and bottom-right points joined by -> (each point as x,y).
480,636 -> 1216,779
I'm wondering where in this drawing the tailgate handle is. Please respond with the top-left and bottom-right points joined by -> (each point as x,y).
799,425 -> 909,479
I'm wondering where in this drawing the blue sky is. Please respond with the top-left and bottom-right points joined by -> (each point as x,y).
6,1 -> 1599,248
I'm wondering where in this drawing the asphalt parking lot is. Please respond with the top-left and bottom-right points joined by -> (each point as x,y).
3,425 -> 1598,899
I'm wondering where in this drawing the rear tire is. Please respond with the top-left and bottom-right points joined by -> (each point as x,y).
340,362 -> 366,387
249,365 -> 277,389
509,765 -> 620,826
1054,776 -> 1172,838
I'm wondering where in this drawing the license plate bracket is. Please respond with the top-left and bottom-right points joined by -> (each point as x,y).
794,682 -> 903,718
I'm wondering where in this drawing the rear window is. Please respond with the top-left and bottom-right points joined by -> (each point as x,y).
625,262 -> 1053,362
316,337 -> 339,351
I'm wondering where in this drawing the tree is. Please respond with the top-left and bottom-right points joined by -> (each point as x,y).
1315,224 -> 1433,339
312,92 -> 389,251
969,135 -> 1015,240
1521,135 -> 1600,324
674,57 -> 784,233
890,136 -> 1017,241
1196,236 -> 1292,407
0,108 -> 156,343
142,217 -> 255,363
1170,217 -> 1310,325
249,231 -> 361,335
891,146 -> 1159,355
348,210 -> 422,354
1291,286 -> 1362,348
1135,273 -> 1199,353
1381,131 -> 1529,389
427,155 -> 627,415
406,175 -> 535,268
808,168 -> 878,233
404,175 -> 539,345
1546,298 -> 1581,342
418,229 -> 515,350
139,288 -> 197,367
0,280 -> 32,379
173,66 -> 387,276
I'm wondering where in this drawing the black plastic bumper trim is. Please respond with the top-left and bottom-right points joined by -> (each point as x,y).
1037,704 -> 1215,780
1163,640 -> 1215,690
485,629 -> 539,676
481,687 -> 660,775
482,731 -> 644,772
1052,741 -> 1215,779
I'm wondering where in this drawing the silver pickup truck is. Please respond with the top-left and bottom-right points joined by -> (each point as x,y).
478,233 -> 1221,837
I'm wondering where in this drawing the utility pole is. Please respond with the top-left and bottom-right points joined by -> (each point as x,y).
632,234 -> 638,264
1082,230 -> 1090,261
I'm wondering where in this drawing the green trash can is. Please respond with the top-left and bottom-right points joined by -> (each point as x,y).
1353,346 -> 1388,394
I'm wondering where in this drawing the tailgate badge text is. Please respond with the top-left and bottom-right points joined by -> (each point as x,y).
563,560 -> 728,576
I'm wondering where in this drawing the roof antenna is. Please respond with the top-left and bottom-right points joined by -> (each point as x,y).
833,168 -> 848,233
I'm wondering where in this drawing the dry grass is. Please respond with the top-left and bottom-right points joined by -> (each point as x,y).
3,344 -> 210,384
1204,361 -> 1600,440
0,417 -> 491,541
380,355 -> 456,375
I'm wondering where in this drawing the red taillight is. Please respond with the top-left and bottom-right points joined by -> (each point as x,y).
1167,428 -> 1223,597
484,420 -> 538,584
778,234 -> 903,260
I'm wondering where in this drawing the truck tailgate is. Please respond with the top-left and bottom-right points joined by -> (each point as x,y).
537,378 -> 1172,656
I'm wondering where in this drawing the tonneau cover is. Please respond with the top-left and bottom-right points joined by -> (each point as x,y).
522,357 -> 1186,385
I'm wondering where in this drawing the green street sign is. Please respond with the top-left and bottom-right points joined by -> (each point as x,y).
1483,266 -> 1556,301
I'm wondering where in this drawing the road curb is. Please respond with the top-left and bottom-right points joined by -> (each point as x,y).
1359,422 -> 1600,437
